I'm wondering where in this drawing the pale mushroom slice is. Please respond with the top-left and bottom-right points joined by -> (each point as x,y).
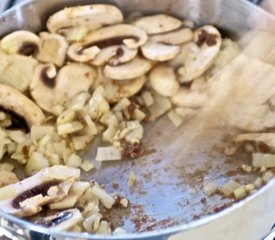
30,63 -> 96,114
149,65 -> 179,97
182,25 -> 222,83
104,57 -> 153,80
0,55 -> 37,92
0,166 -> 80,217
103,75 -> 146,103
34,208 -> 82,230
68,24 -> 147,62
47,4 -> 123,34
150,28 -> 193,45
91,45 -> 138,66
141,41 -> 181,61
67,44 -> 100,63
235,133 -> 275,150
37,32 -> 68,67
171,87 -> 208,108
133,14 -> 182,34
0,31 -> 40,56
0,83 -> 45,129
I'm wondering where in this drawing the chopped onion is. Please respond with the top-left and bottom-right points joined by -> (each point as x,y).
128,171 -> 137,188
96,221 -> 111,234
95,146 -> 122,162
220,180 -> 240,197
245,184 -> 255,192
57,122 -> 83,135
233,186 -> 247,200
80,161 -> 95,172
141,91 -> 154,107
262,171 -> 274,183
25,152 -> 49,176
167,110 -> 184,128
203,181 -> 218,196
254,177 -> 263,188
91,183 -> 115,209
252,153 -> 275,168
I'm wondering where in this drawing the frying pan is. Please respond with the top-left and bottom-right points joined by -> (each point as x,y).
0,0 -> 274,239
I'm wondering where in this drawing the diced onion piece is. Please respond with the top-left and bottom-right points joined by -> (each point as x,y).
142,91 -> 154,107
0,170 -> 18,187
241,164 -> 253,173
167,110 -> 184,127
96,221 -> 112,234
262,171 -> 274,183
31,126 -> 55,141
132,109 -> 146,121
6,130 -> 26,143
25,152 -> 49,176
91,184 -> 115,209
0,163 -> 14,171
252,153 -> 275,168
254,177 -> 263,188
113,98 -> 131,111
128,171 -> 137,188
95,146 -> 122,162
57,110 -> 76,125
88,95 -> 110,120
174,107 -> 196,120
50,195 -> 78,210
66,153 -> 82,168
41,166 -> 80,181
220,180 -> 240,197
102,126 -> 118,143
148,93 -> 172,119
203,181 -> 218,196
67,92 -> 90,110
57,122 -> 83,135
120,198 -> 129,208
245,184 -> 255,192
72,135 -> 93,151
233,186 -> 247,200
80,161 -> 95,172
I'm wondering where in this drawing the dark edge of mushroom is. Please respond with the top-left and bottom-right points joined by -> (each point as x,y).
12,180 -> 61,209
0,106 -> 29,132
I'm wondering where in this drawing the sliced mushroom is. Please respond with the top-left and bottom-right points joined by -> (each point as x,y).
91,45 -> 138,66
235,133 -> 275,150
141,41 -> 180,61
0,55 -> 37,92
133,14 -> 182,34
0,166 -> 80,217
35,208 -> 82,230
68,24 -> 147,62
171,88 -> 208,108
104,57 -> 152,80
103,75 -> 146,103
67,44 -> 100,63
30,63 -> 96,114
47,4 -> 123,34
0,31 -> 40,56
0,83 -> 45,129
37,32 -> 68,67
150,28 -> 193,45
182,25 -> 222,82
49,182 -> 90,210
149,65 -> 179,97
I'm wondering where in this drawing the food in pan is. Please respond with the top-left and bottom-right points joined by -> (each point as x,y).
0,3 -> 273,234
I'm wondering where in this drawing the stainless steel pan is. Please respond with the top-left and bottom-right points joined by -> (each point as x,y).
0,0 -> 274,239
